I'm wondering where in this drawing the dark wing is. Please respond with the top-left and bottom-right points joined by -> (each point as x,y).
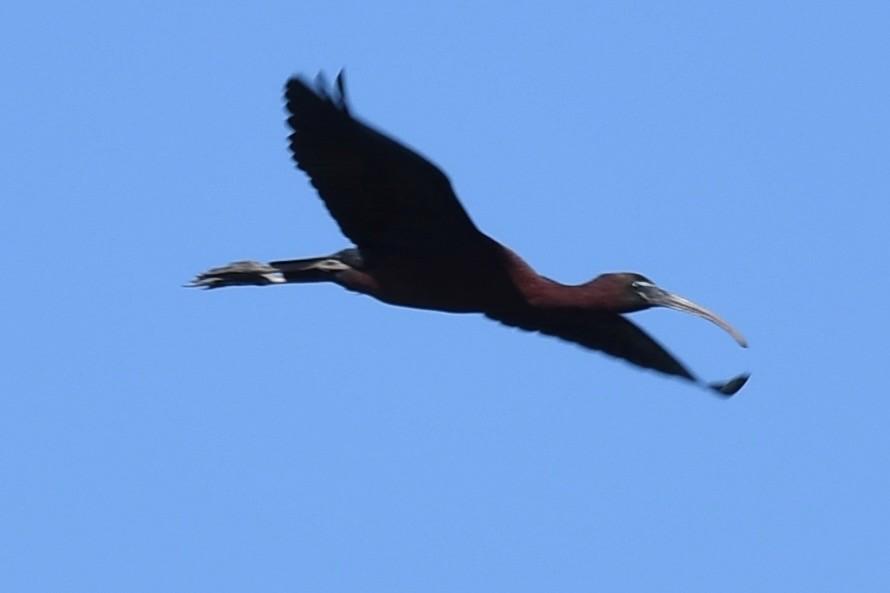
285,72 -> 487,251
486,309 -> 748,396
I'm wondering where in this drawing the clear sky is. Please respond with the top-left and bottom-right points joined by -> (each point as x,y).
3,2 -> 888,591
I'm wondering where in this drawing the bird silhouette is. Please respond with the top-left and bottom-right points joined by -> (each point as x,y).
189,72 -> 749,396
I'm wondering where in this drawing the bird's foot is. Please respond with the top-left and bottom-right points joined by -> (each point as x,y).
186,260 -> 285,289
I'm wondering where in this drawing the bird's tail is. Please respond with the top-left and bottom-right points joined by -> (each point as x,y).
187,252 -> 355,289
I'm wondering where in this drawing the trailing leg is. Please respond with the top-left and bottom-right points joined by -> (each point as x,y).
188,249 -> 360,289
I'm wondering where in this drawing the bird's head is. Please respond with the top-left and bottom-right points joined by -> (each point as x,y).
590,272 -> 748,347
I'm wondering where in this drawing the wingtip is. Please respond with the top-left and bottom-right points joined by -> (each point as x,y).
285,69 -> 350,115
708,373 -> 751,397
335,69 -> 349,114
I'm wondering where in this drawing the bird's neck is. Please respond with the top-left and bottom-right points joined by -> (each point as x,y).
499,247 -> 627,311
546,278 -> 629,311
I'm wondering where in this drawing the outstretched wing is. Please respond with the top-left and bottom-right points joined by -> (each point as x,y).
485,308 -> 747,395
285,72 -> 487,251
487,308 -> 696,379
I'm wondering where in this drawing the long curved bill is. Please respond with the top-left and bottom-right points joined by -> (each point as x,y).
639,285 -> 748,348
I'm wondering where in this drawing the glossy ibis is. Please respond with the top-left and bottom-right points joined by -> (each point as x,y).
190,72 -> 749,396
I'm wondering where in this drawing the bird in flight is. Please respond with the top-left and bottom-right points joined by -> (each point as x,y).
189,72 -> 749,396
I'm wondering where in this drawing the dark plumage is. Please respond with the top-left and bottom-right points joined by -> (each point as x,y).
190,72 -> 749,396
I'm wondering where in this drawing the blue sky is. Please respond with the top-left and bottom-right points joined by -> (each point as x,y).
3,1 -> 888,591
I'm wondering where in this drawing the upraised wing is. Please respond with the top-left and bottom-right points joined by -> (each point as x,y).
285,72 -> 488,252
486,308 -> 748,396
